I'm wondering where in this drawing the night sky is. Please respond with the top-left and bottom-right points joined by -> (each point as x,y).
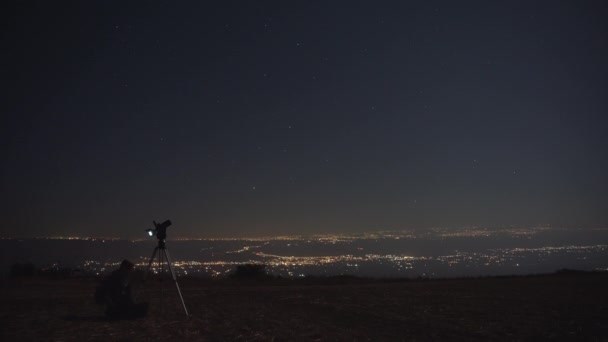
2,1 -> 607,238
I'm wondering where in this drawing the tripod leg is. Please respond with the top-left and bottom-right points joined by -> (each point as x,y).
159,247 -> 164,314
145,247 -> 159,279
163,249 -> 189,317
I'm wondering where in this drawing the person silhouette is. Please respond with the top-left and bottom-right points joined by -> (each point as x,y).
95,259 -> 148,319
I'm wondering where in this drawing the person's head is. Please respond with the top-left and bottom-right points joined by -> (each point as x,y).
120,259 -> 134,271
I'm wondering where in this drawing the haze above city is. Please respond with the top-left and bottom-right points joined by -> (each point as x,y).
2,2 -> 607,238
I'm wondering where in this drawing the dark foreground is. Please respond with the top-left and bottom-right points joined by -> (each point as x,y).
1,273 -> 607,341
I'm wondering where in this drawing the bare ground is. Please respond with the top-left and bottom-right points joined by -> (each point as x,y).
1,273 -> 607,341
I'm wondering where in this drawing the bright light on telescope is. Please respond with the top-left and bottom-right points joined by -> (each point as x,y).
145,220 -> 171,240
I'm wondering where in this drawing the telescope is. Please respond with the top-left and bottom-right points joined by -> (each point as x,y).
144,218 -> 188,317
145,220 -> 172,240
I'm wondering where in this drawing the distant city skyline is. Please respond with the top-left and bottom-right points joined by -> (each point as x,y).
2,2 -> 607,238
2,226 -> 607,278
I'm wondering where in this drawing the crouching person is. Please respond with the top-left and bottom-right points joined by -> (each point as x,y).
95,259 -> 148,319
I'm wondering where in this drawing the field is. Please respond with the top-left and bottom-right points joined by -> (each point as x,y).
1,272 -> 607,341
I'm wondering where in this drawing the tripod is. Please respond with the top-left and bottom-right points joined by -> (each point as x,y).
146,239 -> 189,317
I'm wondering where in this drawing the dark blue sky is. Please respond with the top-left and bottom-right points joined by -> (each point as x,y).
1,1 -> 607,238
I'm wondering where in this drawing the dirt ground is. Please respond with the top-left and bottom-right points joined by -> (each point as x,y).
1,273 -> 607,341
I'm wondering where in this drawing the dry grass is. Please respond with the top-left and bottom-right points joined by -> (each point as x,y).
1,273 -> 607,341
